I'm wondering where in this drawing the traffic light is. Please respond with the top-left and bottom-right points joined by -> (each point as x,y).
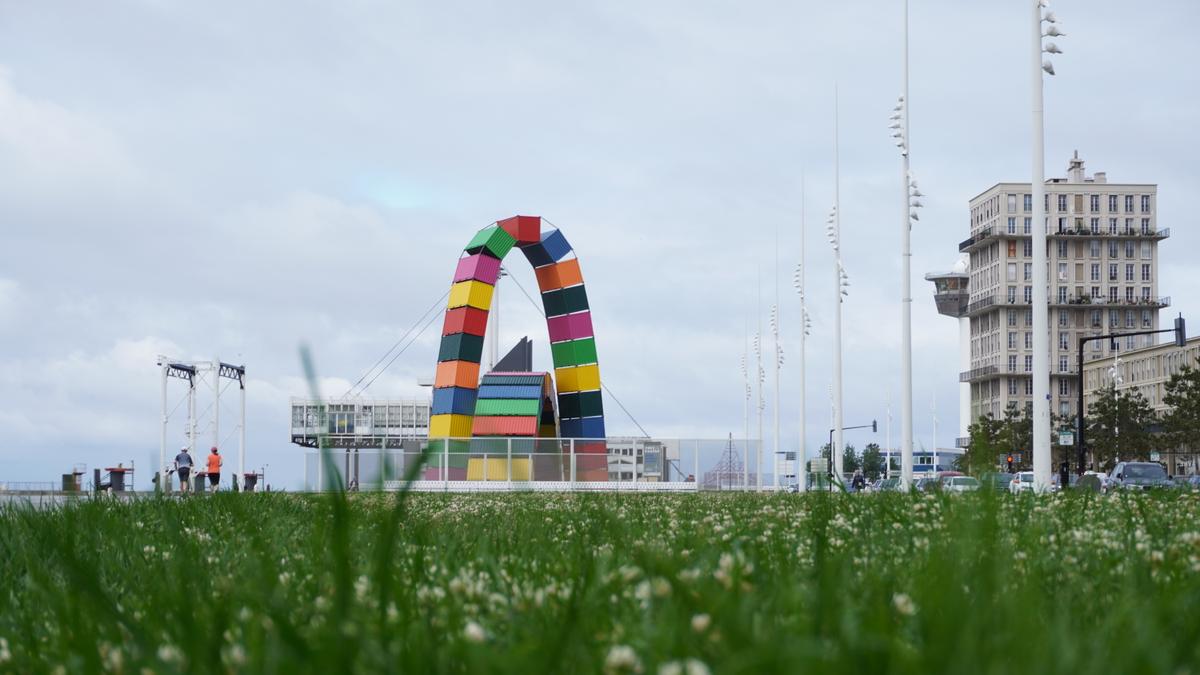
1006,455 -> 1014,472
1176,315 -> 1186,348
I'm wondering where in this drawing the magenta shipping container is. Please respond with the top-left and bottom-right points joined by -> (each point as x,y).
547,311 -> 594,343
453,253 -> 502,285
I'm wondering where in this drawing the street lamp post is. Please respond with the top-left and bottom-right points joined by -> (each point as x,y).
826,420 -> 877,492
1031,0 -> 1065,492
792,180 -> 812,491
825,203 -> 849,486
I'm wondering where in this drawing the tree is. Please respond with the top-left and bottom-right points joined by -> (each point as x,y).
960,413 -> 1005,476
861,443 -> 885,480
842,444 -> 861,475
1086,385 -> 1158,469
1163,364 -> 1200,452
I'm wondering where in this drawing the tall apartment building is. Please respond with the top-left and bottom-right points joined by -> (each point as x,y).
958,152 -> 1169,426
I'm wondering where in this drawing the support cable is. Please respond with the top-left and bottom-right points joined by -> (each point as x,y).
343,290 -> 450,398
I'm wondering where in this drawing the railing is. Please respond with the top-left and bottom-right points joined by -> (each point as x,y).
968,294 -> 1170,313
0,481 -> 57,492
960,365 -> 998,382
966,295 -> 999,314
959,226 -> 996,252
960,364 -> 1078,381
1048,227 -> 1170,239
300,437 -> 810,492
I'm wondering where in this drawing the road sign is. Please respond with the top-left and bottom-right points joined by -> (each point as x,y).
1058,432 -> 1074,446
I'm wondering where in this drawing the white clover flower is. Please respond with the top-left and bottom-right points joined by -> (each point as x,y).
690,613 -> 711,633
463,621 -> 486,644
157,644 -> 184,664
0,637 -> 11,664
604,645 -> 642,674
892,593 -> 917,617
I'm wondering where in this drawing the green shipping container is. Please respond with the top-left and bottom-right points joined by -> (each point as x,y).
541,285 -> 589,317
475,398 -> 541,416
439,333 -> 485,362
558,390 -> 603,418
551,337 -> 598,368
464,225 -> 516,260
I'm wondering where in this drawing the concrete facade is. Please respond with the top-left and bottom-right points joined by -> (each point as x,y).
958,152 -> 1168,425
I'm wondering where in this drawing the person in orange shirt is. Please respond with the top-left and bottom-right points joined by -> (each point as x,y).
206,447 -> 223,492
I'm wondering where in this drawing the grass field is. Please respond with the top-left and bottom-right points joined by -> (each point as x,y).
2,490 -> 1199,674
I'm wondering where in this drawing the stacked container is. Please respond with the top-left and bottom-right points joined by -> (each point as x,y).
429,216 -> 608,479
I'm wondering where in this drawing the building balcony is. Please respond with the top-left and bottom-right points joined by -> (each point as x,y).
967,294 -> 1170,316
960,364 -> 1079,382
959,226 -> 1169,253
955,436 -> 970,449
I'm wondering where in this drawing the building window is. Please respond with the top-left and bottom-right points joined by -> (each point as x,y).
1058,194 -> 1068,212
1025,332 -> 1032,349
1024,263 -> 1032,281
1008,286 -> 1017,303
1141,195 -> 1151,213
1007,194 -> 1017,213
1026,379 -> 1034,395
1057,240 -> 1068,258
1059,332 -> 1069,350
1141,218 -> 1150,234
1058,286 -> 1068,303
1142,309 -> 1152,327
1141,242 -> 1152,259
1126,241 -> 1135,258
1023,240 -> 1033,257
1124,264 -> 1133,281
1024,217 -> 1032,234
1008,332 -> 1016,349
1109,217 -> 1118,234
1109,286 -> 1118,302
1142,286 -> 1151,300
1108,263 -> 1118,281
1127,335 -> 1136,350
1108,195 -> 1118,212
1125,308 -> 1135,326
1008,310 -> 1017,327
1045,194 -> 1051,212
1058,309 -> 1069,326
1059,379 -> 1069,396
1008,379 -> 1019,395
1089,240 -> 1100,257
1108,241 -> 1119,258
1024,194 -> 1032,212
1141,264 -> 1151,281
1091,286 -> 1100,299
1024,286 -> 1032,303
1059,356 -> 1070,373
1007,263 -> 1017,281
1125,218 -> 1134,233
1125,195 -> 1134,213
1009,355 -> 1018,372
1025,355 -> 1033,372
1025,310 -> 1033,327
1090,263 -> 1100,281
1125,287 -> 1134,303
1007,217 -> 1016,234
1089,195 -> 1100,212
1089,217 -> 1099,233
1110,309 -> 1120,326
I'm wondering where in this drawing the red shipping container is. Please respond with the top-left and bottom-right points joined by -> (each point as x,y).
498,215 -> 541,245
471,415 -> 539,436
442,306 -> 489,337
454,253 -> 502,285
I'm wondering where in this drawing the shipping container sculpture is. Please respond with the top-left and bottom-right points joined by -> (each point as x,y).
430,217 -> 607,448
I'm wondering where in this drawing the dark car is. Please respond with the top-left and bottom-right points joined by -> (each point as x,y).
982,472 -> 1013,493
1110,462 -> 1172,491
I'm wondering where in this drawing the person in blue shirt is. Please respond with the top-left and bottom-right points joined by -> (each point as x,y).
174,447 -> 194,493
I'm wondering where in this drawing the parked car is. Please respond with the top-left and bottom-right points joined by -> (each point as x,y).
982,472 -> 1013,493
1176,475 -> 1200,490
1109,462 -> 1172,491
943,476 -> 981,493
1050,473 -> 1079,493
877,477 -> 902,492
1009,471 -> 1035,494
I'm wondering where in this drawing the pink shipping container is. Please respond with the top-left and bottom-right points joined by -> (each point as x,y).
454,253 -> 502,285
547,311 -> 594,343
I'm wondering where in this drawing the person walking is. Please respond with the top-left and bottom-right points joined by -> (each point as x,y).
851,469 -> 866,493
207,447 -> 223,493
174,446 -> 193,493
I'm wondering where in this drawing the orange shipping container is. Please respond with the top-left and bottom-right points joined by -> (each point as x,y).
435,360 -> 480,389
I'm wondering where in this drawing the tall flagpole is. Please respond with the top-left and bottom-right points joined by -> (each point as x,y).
797,175 -> 808,492
773,226 -> 781,490
832,87 -> 845,485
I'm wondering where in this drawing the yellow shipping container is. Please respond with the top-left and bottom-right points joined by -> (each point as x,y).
448,280 -> 494,311
429,414 -> 473,438
467,457 -> 531,481
555,364 -> 600,393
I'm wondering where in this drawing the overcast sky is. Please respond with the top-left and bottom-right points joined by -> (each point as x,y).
2,0 -> 1197,489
